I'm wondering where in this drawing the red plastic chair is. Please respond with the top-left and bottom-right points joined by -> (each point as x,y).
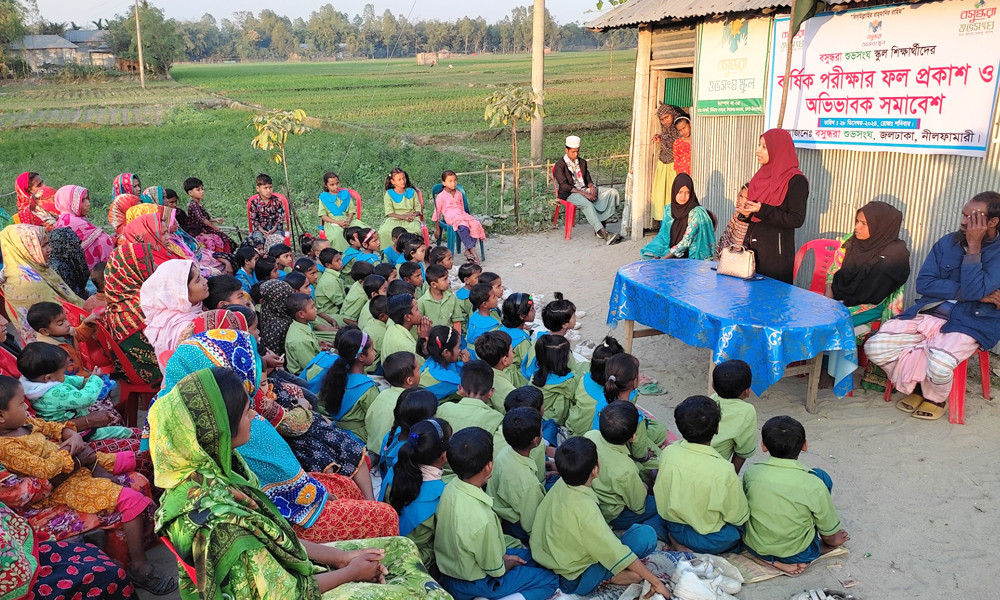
883,349 -> 992,424
246,192 -> 292,245
551,164 -> 576,240
793,239 -> 842,294
93,323 -> 158,427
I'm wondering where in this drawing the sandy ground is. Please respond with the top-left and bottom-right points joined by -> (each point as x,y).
140,221 -> 1000,599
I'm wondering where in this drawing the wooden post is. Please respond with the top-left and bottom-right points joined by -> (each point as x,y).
530,0 -> 545,162
134,0 -> 145,89
623,320 -> 635,353
627,25 -> 653,241
500,163 -> 506,215
484,166 -> 489,216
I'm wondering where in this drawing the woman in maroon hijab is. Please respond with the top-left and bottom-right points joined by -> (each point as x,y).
736,129 -> 809,283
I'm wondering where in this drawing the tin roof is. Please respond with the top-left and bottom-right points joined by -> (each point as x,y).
585,0 -> 862,30
11,35 -> 79,50
64,30 -> 109,44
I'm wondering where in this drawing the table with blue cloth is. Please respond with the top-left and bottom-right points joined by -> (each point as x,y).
606,259 -> 857,412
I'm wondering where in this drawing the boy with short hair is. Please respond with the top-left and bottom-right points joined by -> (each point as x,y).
364,350 -> 420,458
382,226 -> 408,265
466,283 -> 500,348
585,401 -> 667,541
247,173 -> 289,249
487,406 -> 547,544
362,295 -> 389,372
654,395 -> 749,554
475,330 -> 520,413
341,226 -> 363,271
268,243 -> 294,275
341,262 -> 375,325
436,360 -> 502,436
418,264 -> 461,331
530,437 -> 669,597
27,301 -> 99,376
284,293 -> 322,375
498,386 -> 552,480
435,427 -> 558,600
253,257 -> 279,282
82,261 -> 107,313
742,416 -> 849,575
399,261 -> 425,298
204,275 -> 247,310
710,359 -> 758,473
314,248 -> 346,325
455,262 -> 482,332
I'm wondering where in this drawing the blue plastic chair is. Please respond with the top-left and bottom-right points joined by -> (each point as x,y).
430,183 -> 486,260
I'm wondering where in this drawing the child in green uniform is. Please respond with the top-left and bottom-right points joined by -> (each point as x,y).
418,326 -> 469,403
436,360 -> 501,435
366,351 -> 421,460
529,437 -> 669,597
417,264 -> 461,332
487,407 -> 547,545
499,293 -> 536,378
585,401 -> 667,541
654,395 -> 749,554
743,416 -> 849,575
602,354 -> 669,477
434,427 -> 558,600
381,294 -> 430,367
284,293 -> 323,376
341,261 -> 375,325
398,261 -> 425,299
357,274 -> 388,332
530,334 -> 577,444
317,328 -> 378,442
710,359 -> 758,474
314,248 -> 347,325
454,262 -> 482,335
474,331 -> 522,413
566,336 -> 624,436
384,417 -> 453,572
361,295 -> 389,373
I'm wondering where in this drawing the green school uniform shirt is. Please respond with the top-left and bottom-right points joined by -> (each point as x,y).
284,320 -> 320,374
742,457 -> 842,558
340,281 -> 368,323
566,375 -> 599,437
418,289 -> 460,328
653,440 -> 749,535
584,430 -> 648,522
455,288 -> 474,330
533,375 -> 578,425
336,383 -> 379,442
530,479 -> 637,580
435,478 -> 518,581
314,268 -> 345,316
358,299 -> 375,331
365,385 -> 404,456
381,321 -> 422,367
709,392 -> 758,461
435,397 -> 503,437
492,429 -> 546,483
486,445 -> 546,534
362,318 -> 387,373
490,367 -> 517,413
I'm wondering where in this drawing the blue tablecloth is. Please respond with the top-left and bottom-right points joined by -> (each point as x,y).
607,260 -> 857,397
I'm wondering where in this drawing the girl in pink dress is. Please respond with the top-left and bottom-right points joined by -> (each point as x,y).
433,170 -> 485,264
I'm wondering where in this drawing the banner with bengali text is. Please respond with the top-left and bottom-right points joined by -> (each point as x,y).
764,0 -> 1000,156
696,17 -> 772,115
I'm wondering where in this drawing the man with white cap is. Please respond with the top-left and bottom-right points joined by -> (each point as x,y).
553,135 -> 621,243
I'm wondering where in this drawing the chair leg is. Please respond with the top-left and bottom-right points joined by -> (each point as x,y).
553,204 -> 560,226
565,205 -> 575,240
479,239 -> 486,261
979,349 -> 991,400
884,378 -> 893,402
948,359 -> 969,425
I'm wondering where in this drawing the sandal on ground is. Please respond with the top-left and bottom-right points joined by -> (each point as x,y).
129,565 -> 178,595
638,381 -> 666,396
790,590 -> 861,600
913,400 -> 947,420
895,393 -> 923,413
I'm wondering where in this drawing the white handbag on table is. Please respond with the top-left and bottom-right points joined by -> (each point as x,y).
717,245 -> 756,279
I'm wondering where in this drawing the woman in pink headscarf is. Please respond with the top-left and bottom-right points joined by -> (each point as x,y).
53,185 -> 115,270
736,128 -> 809,283
139,259 -> 209,371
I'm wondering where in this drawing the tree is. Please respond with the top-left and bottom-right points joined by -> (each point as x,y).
305,4 -> 352,54
34,19 -> 65,35
0,0 -> 29,73
484,86 -> 544,225
107,1 -> 182,75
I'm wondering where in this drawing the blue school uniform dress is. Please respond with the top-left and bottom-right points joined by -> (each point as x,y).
341,247 -> 361,269
355,252 -> 381,265
235,269 -> 257,293
379,469 -> 447,535
382,246 -> 403,265
499,325 -> 532,374
379,430 -> 404,477
466,312 -> 501,349
420,359 -> 464,402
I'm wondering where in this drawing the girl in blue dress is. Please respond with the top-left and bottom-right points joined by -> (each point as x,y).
318,171 -> 368,252
378,388 -> 439,477
531,334 -> 578,444
499,292 -> 535,383
318,327 -> 378,443
418,326 -> 469,402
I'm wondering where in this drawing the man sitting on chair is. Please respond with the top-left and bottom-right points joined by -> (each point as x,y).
553,135 -> 621,245
865,191 -> 1000,421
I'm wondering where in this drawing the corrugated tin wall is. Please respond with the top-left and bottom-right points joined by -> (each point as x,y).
691,91 -> 1000,304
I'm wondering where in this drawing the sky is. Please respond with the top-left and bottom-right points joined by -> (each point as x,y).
33,0 -> 614,27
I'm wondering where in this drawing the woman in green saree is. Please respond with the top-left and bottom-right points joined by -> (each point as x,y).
149,366 -> 452,600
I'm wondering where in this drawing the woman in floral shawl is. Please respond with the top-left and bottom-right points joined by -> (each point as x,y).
0,224 -> 83,343
150,367 -> 448,600
54,184 -> 115,269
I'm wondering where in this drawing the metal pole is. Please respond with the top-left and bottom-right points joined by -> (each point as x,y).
529,0 -> 544,162
134,0 -> 145,89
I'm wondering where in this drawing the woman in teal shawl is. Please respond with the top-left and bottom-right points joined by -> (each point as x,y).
640,173 -> 716,260
150,367 -> 452,600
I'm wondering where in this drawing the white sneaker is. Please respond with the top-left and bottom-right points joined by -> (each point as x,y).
573,322 -> 582,330
565,330 -> 582,341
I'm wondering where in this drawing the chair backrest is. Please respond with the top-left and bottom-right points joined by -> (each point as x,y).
430,183 -> 470,215
92,321 -> 150,386
793,238 -> 842,294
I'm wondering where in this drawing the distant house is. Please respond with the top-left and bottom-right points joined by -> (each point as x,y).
65,30 -> 115,69
10,32 -> 115,71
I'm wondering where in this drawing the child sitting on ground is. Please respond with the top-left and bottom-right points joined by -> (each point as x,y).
361,295 -> 389,372
381,294 -> 431,367
384,417 -> 452,571
308,235 -> 331,269
284,293 -> 323,375
365,350 -> 421,459
498,386 -> 554,479
601,354 -> 669,477
204,275 -> 250,311
284,271 -> 311,295
382,226 -> 408,265
499,293 -> 536,378
340,225 -> 363,270
434,170 -> 486,263
428,246 -> 454,271
419,326 -> 470,403
436,360 -> 500,434
654,395 -> 749,554
267,243 -> 294,276
356,274 -> 388,332
378,387 -> 439,477
487,406 -> 547,544
566,336 -> 623,436
398,261 -> 425,299
475,331 -> 521,412
530,436 -> 669,598
353,228 -> 382,265
531,334 -> 577,442
27,301 -> 100,376
466,283 -> 500,349
314,248 -> 346,325
418,264 -> 461,333
318,328 -> 378,441
435,426 -> 559,600
341,261 -> 375,325
17,343 -> 123,440
743,416 -> 850,574
293,257 -> 320,290
0,376 -> 175,593
710,359 -> 758,474
233,246 -> 259,292
585,401 -> 667,541
455,262 -> 482,334
253,256 -> 279,282
82,261 -> 108,313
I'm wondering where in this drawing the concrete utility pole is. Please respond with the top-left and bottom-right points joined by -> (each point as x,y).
134,0 -> 145,89
530,0 -> 544,162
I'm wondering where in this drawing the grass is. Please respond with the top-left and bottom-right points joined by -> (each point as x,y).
0,50 -> 637,233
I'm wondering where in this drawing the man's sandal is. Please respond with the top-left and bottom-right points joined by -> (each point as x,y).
913,400 -> 947,421
790,590 -> 861,600
895,393 -> 923,413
